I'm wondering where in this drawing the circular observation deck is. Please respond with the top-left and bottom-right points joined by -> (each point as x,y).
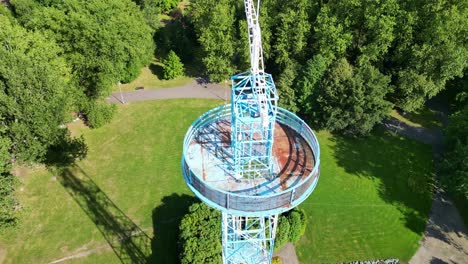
182,105 -> 320,216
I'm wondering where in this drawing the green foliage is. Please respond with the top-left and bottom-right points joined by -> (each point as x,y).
12,0 -> 154,100
390,0 -> 467,111
275,208 -> 308,249
178,203 -> 222,264
274,214 -> 291,249
312,58 -> 392,135
156,0 -> 179,12
190,0 -> 236,82
0,172 -> 18,231
163,50 -> 184,80
440,105 -> 468,203
188,0 -> 467,135
0,15 -> 71,163
272,256 -> 283,264
83,101 -> 117,129
288,209 -> 306,243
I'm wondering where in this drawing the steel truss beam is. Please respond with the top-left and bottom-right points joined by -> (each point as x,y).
222,212 -> 278,264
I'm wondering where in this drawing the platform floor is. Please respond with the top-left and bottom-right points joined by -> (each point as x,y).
185,118 -> 315,196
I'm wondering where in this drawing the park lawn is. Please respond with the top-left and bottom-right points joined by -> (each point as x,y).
0,99 -> 432,263
112,61 -> 193,92
0,99 -> 222,264
296,129 -> 433,263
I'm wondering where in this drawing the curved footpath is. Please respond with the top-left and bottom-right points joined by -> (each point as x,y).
108,82 -> 468,263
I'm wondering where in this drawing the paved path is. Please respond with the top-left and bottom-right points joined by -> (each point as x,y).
107,80 -> 230,104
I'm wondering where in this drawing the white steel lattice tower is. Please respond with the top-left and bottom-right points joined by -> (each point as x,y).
182,1 -> 321,264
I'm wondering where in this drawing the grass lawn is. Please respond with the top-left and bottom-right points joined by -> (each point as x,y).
112,59 -> 193,92
296,129 -> 433,263
0,100 -> 433,263
389,107 -> 442,129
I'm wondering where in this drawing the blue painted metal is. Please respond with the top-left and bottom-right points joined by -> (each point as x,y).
181,0 -> 320,262
182,105 -> 320,217
231,71 -> 278,179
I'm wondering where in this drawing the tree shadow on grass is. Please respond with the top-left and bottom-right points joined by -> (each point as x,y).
331,128 -> 434,235
58,166 -> 151,264
149,63 -> 165,80
148,194 -> 199,264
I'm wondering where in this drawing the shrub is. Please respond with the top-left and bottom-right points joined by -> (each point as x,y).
178,203 -> 222,264
275,216 -> 291,249
272,256 -> 283,264
275,208 -> 308,248
0,172 -> 18,231
163,50 -> 185,80
84,101 -> 117,129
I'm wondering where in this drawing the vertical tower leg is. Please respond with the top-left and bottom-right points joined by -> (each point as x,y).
222,212 -> 278,264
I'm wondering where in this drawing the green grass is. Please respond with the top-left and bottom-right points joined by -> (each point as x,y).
113,60 -> 193,92
0,100 -> 433,263
389,107 -> 442,129
296,130 -> 433,263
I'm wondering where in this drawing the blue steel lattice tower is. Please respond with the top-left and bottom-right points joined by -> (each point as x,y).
182,1 -> 321,263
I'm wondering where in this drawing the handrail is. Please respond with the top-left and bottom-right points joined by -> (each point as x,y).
182,105 -> 320,213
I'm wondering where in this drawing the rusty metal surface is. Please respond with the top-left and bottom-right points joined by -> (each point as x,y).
185,118 -> 315,196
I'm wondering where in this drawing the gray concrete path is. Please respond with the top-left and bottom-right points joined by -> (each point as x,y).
273,243 -> 300,264
107,80 -> 230,104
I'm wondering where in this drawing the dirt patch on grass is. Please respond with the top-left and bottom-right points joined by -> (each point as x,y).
0,245 -> 7,264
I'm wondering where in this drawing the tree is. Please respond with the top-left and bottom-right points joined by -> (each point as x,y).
389,0 -> 468,111
313,58 -> 392,135
440,105 -> 468,204
12,0 -> 154,99
190,0 -> 236,82
264,0 -> 311,112
163,50 -> 185,80
0,15 -> 71,163
0,15 -> 76,229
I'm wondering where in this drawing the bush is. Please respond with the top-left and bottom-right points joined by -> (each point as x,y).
0,172 -> 18,231
163,50 -> 185,80
272,256 -> 283,264
275,208 -> 308,249
178,203 -> 222,264
83,101 -> 117,129
275,216 -> 291,249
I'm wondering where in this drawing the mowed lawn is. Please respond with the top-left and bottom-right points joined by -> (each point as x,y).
296,130 -> 433,263
0,99 -> 433,263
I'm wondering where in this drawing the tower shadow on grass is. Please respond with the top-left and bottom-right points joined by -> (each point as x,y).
331,128 -> 434,235
149,194 -> 199,264
59,166 -> 151,264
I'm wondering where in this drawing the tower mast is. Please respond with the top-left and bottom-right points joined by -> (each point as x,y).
182,1 -> 321,263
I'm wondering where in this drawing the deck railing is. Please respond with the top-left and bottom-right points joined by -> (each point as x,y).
182,105 -> 320,215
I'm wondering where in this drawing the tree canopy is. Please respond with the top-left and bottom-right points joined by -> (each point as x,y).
0,14 -> 75,229
188,0 -> 467,135
11,0 -> 155,100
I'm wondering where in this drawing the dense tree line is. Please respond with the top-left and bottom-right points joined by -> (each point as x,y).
440,83 -> 468,223
178,203 -> 307,264
189,0 -> 467,135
